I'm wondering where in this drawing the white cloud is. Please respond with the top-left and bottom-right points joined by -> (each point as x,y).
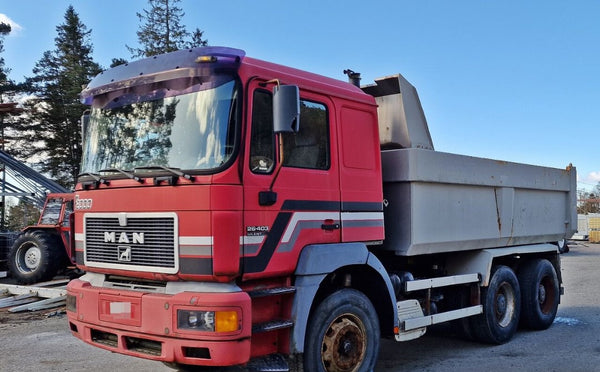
578,171 -> 600,190
0,14 -> 23,35
587,172 -> 600,183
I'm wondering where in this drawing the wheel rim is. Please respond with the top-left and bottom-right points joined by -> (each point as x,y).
16,243 -> 41,273
538,275 -> 556,314
494,282 -> 516,328
321,313 -> 367,372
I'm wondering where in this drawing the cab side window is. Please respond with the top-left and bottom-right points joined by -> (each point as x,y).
249,90 -> 329,173
250,90 -> 275,173
283,100 -> 329,170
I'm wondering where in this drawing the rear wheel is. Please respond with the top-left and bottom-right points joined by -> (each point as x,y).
8,230 -> 64,284
304,289 -> 380,372
556,239 -> 569,254
470,265 -> 521,344
518,259 -> 560,330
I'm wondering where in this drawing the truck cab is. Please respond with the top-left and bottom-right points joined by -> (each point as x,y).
67,47 -> 389,369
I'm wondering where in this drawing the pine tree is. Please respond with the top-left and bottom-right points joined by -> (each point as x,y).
5,200 -> 40,231
0,22 -> 11,84
128,0 -> 208,58
188,28 -> 208,48
0,22 -> 26,164
24,6 -> 102,187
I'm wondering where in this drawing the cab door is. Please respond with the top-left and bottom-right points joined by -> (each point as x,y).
242,81 -> 341,278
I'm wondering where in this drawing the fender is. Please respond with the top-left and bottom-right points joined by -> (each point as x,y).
445,243 -> 561,286
290,242 -> 398,353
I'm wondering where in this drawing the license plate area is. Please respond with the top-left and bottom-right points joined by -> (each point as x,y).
99,294 -> 142,326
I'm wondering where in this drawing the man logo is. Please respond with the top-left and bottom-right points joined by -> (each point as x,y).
118,246 -> 132,262
105,232 -> 145,244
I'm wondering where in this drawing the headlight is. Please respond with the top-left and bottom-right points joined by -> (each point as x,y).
177,310 -> 239,333
66,294 -> 77,313
178,310 -> 215,331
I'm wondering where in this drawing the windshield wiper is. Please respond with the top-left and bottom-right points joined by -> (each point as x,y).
77,172 -> 109,188
99,168 -> 144,183
134,166 -> 195,181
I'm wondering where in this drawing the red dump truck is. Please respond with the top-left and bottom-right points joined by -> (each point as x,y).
66,47 -> 576,371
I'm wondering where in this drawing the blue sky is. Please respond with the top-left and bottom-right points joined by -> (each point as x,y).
1,1 -> 599,190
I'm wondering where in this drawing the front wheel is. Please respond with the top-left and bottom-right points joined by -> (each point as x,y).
304,289 -> 380,372
470,265 -> 521,344
518,259 -> 560,330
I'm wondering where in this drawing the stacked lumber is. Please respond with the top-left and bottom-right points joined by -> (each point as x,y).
0,279 -> 68,312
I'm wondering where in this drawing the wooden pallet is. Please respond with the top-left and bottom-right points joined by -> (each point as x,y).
0,279 -> 68,312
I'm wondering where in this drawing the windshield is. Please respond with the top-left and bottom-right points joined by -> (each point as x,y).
80,79 -> 239,174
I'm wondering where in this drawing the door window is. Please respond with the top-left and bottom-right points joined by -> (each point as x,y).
250,90 -> 329,172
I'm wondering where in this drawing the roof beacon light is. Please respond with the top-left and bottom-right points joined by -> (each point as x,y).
195,55 -> 218,63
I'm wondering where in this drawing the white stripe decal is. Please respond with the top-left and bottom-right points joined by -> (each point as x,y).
282,212 -> 339,243
179,236 -> 213,245
243,236 -> 265,245
75,233 -> 84,241
341,212 -> 384,221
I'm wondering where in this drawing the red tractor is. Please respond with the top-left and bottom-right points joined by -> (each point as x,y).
8,193 -> 75,284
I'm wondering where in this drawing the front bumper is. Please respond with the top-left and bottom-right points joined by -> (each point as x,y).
66,278 -> 252,367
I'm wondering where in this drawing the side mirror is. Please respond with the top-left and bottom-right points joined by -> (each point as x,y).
273,85 -> 300,133
80,110 -> 90,144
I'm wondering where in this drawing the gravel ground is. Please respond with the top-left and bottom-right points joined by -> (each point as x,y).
1,241 -> 599,371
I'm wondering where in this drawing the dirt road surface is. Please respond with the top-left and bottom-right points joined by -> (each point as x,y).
1,242 -> 599,372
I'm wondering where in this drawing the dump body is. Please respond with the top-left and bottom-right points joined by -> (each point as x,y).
380,148 -> 577,255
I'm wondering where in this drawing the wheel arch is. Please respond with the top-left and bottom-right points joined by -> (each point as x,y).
290,243 -> 398,354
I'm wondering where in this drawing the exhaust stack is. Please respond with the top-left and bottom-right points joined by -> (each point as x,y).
343,69 -> 361,87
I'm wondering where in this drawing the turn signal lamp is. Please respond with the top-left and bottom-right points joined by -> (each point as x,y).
66,294 -> 77,313
215,311 -> 239,333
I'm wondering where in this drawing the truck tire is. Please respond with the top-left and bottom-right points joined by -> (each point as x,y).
304,289 -> 380,372
556,239 -> 569,254
470,265 -> 521,344
8,230 -> 64,284
518,259 -> 559,330
449,287 -> 475,340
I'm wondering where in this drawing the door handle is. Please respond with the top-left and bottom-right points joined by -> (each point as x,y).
321,220 -> 340,231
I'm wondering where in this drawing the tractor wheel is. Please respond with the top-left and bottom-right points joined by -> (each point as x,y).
8,230 -> 64,284
304,289 -> 380,372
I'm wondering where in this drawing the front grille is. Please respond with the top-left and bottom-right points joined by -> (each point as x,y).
84,213 -> 177,273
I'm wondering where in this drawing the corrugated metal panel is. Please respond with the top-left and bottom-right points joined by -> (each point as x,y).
589,231 -> 600,243
588,217 -> 600,230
